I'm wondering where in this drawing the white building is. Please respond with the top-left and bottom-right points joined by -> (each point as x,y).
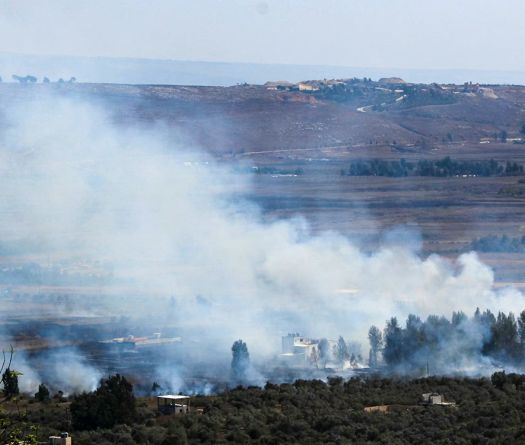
157,395 -> 190,415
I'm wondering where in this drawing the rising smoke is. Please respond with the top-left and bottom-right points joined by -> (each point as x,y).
0,92 -> 524,392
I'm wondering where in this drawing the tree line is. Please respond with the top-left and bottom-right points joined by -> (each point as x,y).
369,308 -> 525,374
341,157 -> 524,177
471,234 -> 525,253
239,166 -> 304,176
4,75 -> 77,84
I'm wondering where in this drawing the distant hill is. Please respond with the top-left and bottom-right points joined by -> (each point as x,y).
3,52 -> 525,86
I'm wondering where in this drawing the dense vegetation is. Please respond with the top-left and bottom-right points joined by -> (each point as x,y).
251,166 -> 304,176
497,185 -> 525,197
70,374 -> 137,430
471,234 -> 525,253
314,79 -> 456,109
340,157 -> 524,177
5,374 -> 525,444
372,309 -> 525,374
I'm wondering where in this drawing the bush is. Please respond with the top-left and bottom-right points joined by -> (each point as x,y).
2,368 -> 20,398
34,383 -> 50,403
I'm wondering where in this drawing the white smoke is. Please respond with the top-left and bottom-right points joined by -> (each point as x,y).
14,353 -> 41,394
10,349 -> 101,395
0,93 -> 524,382
45,349 -> 102,394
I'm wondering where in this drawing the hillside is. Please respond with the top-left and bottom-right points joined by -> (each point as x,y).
1,80 -> 523,161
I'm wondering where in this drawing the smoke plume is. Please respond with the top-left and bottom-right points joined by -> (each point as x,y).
0,92 -> 524,390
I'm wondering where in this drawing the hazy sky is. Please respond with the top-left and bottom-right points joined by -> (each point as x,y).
0,0 -> 524,71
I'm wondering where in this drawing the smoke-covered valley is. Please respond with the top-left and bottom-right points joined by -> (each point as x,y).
1,92 -> 525,395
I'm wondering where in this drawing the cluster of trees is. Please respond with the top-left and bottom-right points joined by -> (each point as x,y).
316,79 -> 456,109
394,84 -> 456,108
471,234 -> 525,253
309,337 -> 362,368
2,368 -> 20,399
497,185 -> 525,197
341,157 -> 524,177
34,383 -> 50,402
11,74 -> 37,83
70,374 -> 136,430
7,75 -> 76,84
10,373 -> 525,444
316,82 -> 370,103
369,309 -> 525,373
342,158 -> 413,177
502,161 -> 525,175
0,347 -> 20,399
245,166 -> 304,176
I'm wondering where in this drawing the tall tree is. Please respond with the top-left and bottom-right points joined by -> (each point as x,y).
383,318 -> 403,367
309,347 -> 319,369
231,340 -> 250,381
2,368 -> 20,398
336,336 -> 348,365
368,326 -> 383,368
1,345 -> 19,399
318,338 -> 330,367
518,311 -> 525,351
403,314 -> 424,364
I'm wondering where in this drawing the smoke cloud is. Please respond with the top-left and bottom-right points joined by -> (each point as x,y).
13,349 -> 101,395
0,92 -> 524,390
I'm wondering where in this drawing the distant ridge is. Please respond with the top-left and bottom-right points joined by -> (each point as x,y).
1,52 -> 525,86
